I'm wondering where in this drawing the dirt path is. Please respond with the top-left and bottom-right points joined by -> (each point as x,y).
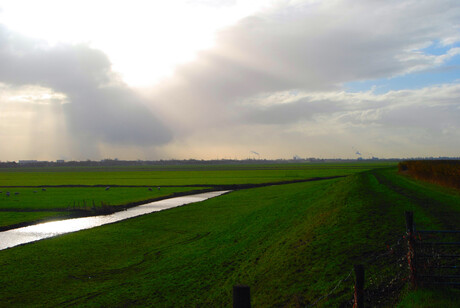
372,170 -> 460,229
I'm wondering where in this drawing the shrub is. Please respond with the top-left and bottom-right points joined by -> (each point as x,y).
398,160 -> 460,189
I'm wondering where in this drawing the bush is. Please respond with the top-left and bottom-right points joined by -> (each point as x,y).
398,160 -> 460,189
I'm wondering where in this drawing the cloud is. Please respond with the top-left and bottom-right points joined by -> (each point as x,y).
0,24 -> 172,157
187,0 -> 237,8
153,0 -> 460,116
153,82 -> 460,159
241,83 -> 460,132
248,84 -> 460,156
240,96 -> 341,125
1,0 -> 459,160
149,0 -> 460,158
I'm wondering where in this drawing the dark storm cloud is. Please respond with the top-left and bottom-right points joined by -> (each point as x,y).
0,25 -> 171,147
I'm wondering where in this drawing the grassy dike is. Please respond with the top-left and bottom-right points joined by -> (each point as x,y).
0,167 -> 459,306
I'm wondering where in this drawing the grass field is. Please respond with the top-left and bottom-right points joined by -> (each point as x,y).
0,162 -> 390,230
0,162 -> 393,186
0,186 -> 206,229
0,163 -> 459,306
0,187 -> 208,211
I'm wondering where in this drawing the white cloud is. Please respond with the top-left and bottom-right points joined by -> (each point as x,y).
153,83 -> 460,159
152,0 -> 460,108
0,84 -> 68,106
0,25 -> 172,160
0,0 -> 273,86
1,0 -> 460,160
146,0 -> 460,158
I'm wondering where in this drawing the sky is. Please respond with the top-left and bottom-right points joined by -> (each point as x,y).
0,0 -> 459,161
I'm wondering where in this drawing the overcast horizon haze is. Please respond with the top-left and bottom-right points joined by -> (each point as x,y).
1,0 -> 459,161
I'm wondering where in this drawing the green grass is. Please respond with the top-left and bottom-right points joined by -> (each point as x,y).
0,187 -> 205,211
0,164 -> 458,307
0,178 -> 343,307
397,288 -> 460,307
0,162 -> 394,229
0,162 -> 394,186
0,187 -> 207,229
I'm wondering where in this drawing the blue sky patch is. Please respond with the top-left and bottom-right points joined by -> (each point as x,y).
345,43 -> 460,94
421,40 -> 453,56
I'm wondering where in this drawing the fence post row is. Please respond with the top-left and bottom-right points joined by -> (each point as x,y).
233,213 -> 459,307
405,211 -> 417,288
353,264 -> 364,308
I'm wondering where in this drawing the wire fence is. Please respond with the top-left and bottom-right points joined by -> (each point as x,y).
415,229 -> 460,287
304,212 -> 460,307
305,234 -> 407,307
307,268 -> 353,307
232,212 -> 459,308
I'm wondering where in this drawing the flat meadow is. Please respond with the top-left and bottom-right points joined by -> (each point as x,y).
0,161 -> 459,307
0,162 -> 390,229
0,162 -> 391,186
0,186 -> 206,229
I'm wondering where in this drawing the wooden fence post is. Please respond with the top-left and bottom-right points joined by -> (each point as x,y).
353,264 -> 364,308
233,285 -> 250,308
405,211 -> 417,287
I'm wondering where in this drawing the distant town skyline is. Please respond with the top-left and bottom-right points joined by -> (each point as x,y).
0,0 -> 459,161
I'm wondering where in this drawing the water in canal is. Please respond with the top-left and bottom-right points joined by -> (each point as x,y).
0,190 -> 229,250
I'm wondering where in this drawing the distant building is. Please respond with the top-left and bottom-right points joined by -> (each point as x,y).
18,160 -> 38,164
56,160 -> 65,163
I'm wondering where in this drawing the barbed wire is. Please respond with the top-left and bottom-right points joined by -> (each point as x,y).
306,268 -> 353,307
364,235 -> 405,264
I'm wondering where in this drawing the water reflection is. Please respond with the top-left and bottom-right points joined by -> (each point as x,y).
0,191 -> 229,251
